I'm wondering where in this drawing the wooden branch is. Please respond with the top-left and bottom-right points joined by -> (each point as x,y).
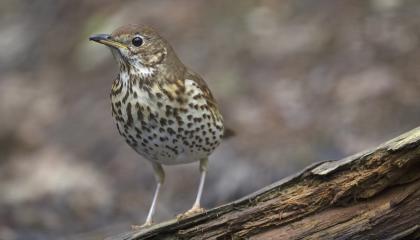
107,127 -> 420,240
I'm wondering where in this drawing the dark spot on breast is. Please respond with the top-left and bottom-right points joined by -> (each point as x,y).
165,145 -> 178,154
143,86 -> 154,100
136,103 -> 144,121
123,124 -> 129,133
173,108 -> 179,118
149,112 -> 157,121
111,103 -> 117,115
115,116 -> 124,122
176,97 -> 184,104
176,117 -> 184,125
160,118 -> 167,126
187,90 -> 194,96
126,103 -> 133,126
122,90 -> 130,103
167,127 -> 176,136
116,124 -> 123,135
161,88 -> 174,101
142,125 -> 151,133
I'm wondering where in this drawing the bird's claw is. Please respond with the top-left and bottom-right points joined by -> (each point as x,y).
177,206 -> 206,220
131,221 -> 153,231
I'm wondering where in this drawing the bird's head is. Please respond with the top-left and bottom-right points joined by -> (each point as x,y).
90,24 -> 184,80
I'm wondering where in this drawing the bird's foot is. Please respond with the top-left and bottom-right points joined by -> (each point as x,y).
177,206 -> 206,220
131,220 -> 153,231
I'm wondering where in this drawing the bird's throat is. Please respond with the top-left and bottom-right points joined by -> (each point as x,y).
117,61 -> 157,87
130,62 -> 156,80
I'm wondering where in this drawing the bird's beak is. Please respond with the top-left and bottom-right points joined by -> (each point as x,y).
89,34 -> 127,49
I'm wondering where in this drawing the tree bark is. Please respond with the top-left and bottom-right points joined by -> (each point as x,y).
107,127 -> 420,240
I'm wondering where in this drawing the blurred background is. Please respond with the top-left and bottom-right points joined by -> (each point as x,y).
1,0 -> 420,239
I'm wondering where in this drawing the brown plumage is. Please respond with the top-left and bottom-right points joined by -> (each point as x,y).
89,24 -> 228,228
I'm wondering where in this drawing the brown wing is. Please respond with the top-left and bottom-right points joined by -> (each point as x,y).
185,70 -> 235,139
185,69 -> 218,106
223,128 -> 235,139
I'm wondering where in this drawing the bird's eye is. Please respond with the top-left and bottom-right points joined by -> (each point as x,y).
132,36 -> 143,47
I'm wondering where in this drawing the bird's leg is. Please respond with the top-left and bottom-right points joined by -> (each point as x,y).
177,158 -> 208,219
192,158 -> 208,211
132,163 -> 165,230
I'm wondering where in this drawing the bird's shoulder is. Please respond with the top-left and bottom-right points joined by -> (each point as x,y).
156,68 -> 219,110
183,69 -> 217,104
184,70 -> 235,139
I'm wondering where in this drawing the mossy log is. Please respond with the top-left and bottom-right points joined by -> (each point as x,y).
107,127 -> 420,240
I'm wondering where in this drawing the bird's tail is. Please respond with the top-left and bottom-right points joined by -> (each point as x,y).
223,128 -> 235,139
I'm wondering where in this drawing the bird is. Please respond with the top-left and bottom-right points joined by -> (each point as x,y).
89,24 -> 230,228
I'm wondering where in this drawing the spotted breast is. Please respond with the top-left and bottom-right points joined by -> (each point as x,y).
110,69 -> 224,165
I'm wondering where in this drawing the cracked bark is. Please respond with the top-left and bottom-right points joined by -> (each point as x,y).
107,127 -> 420,240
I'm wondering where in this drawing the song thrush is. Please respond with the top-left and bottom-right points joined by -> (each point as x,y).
89,24 -> 228,227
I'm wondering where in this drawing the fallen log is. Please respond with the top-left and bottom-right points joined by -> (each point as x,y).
107,127 -> 420,240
